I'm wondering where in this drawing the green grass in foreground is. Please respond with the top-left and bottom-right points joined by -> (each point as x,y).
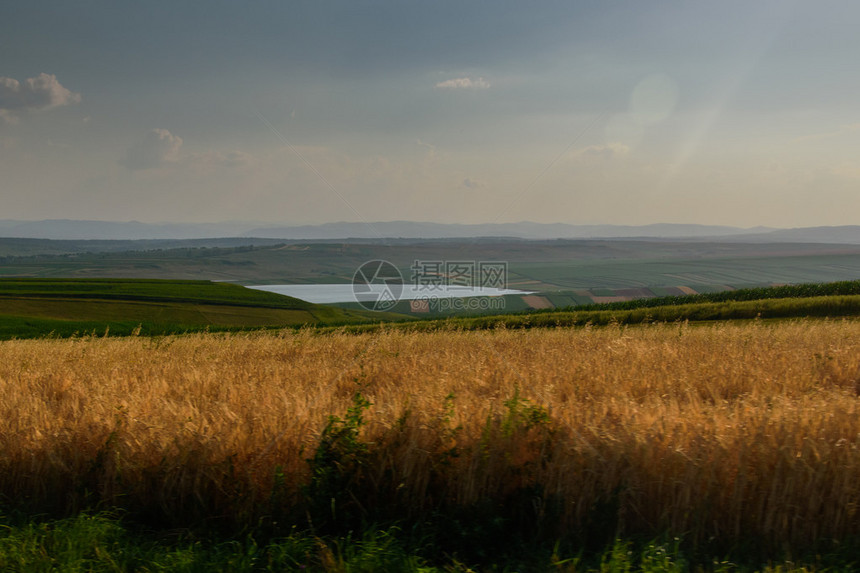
0,513 -> 855,572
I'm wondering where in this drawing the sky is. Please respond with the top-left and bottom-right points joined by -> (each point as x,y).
1,1 -> 859,228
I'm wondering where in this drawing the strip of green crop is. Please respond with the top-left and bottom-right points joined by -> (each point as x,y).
0,278 -> 314,309
550,279 -> 860,313
0,314 -> 252,340
329,294 -> 860,334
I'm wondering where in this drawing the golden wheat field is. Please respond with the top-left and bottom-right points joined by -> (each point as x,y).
2,320 -> 860,549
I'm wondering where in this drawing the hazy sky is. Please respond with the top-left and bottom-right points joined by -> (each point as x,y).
2,1 -> 859,227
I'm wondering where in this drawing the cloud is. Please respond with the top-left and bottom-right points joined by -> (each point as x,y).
435,77 -> 490,90
415,138 -> 437,159
577,143 -> 631,160
0,74 -> 81,117
121,129 -> 256,171
190,150 -> 255,167
0,110 -> 19,125
120,128 -> 183,170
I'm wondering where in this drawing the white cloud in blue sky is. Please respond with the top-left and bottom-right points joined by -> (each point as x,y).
121,129 -> 183,170
1,1 -> 859,226
436,77 -> 491,90
0,73 -> 80,124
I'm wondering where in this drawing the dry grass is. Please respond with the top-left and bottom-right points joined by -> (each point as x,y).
1,319 -> 859,549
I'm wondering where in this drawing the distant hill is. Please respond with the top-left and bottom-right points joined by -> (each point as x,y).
0,278 -> 400,339
244,221 -> 773,240
0,236 -> 288,257
727,226 -> 860,245
0,219 -> 259,240
2,219 -> 858,243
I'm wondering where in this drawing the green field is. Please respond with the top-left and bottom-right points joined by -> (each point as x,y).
2,277 -> 859,340
0,277 -> 320,307
2,237 -> 859,320
0,278 -> 405,339
329,281 -> 860,334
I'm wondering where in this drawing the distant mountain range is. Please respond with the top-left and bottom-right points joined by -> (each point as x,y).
1,219 -> 859,244
245,221 -> 777,240
720,226 -> 860,244
0,219 -> 256,241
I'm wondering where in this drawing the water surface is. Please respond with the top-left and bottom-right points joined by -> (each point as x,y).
249,284 -> 533,304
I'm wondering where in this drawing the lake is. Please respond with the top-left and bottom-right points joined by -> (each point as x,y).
249,284 -> 533,304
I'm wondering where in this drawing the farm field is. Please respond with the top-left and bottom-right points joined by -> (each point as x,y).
2,320 -> 860,570
3,237 -> 860,318
0,278 -> 402,339
2,277 -> 858,341
2,238 -> 859,289
331,281 -> 860,329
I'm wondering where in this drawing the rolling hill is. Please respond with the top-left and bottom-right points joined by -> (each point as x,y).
0,278 -> 403,339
